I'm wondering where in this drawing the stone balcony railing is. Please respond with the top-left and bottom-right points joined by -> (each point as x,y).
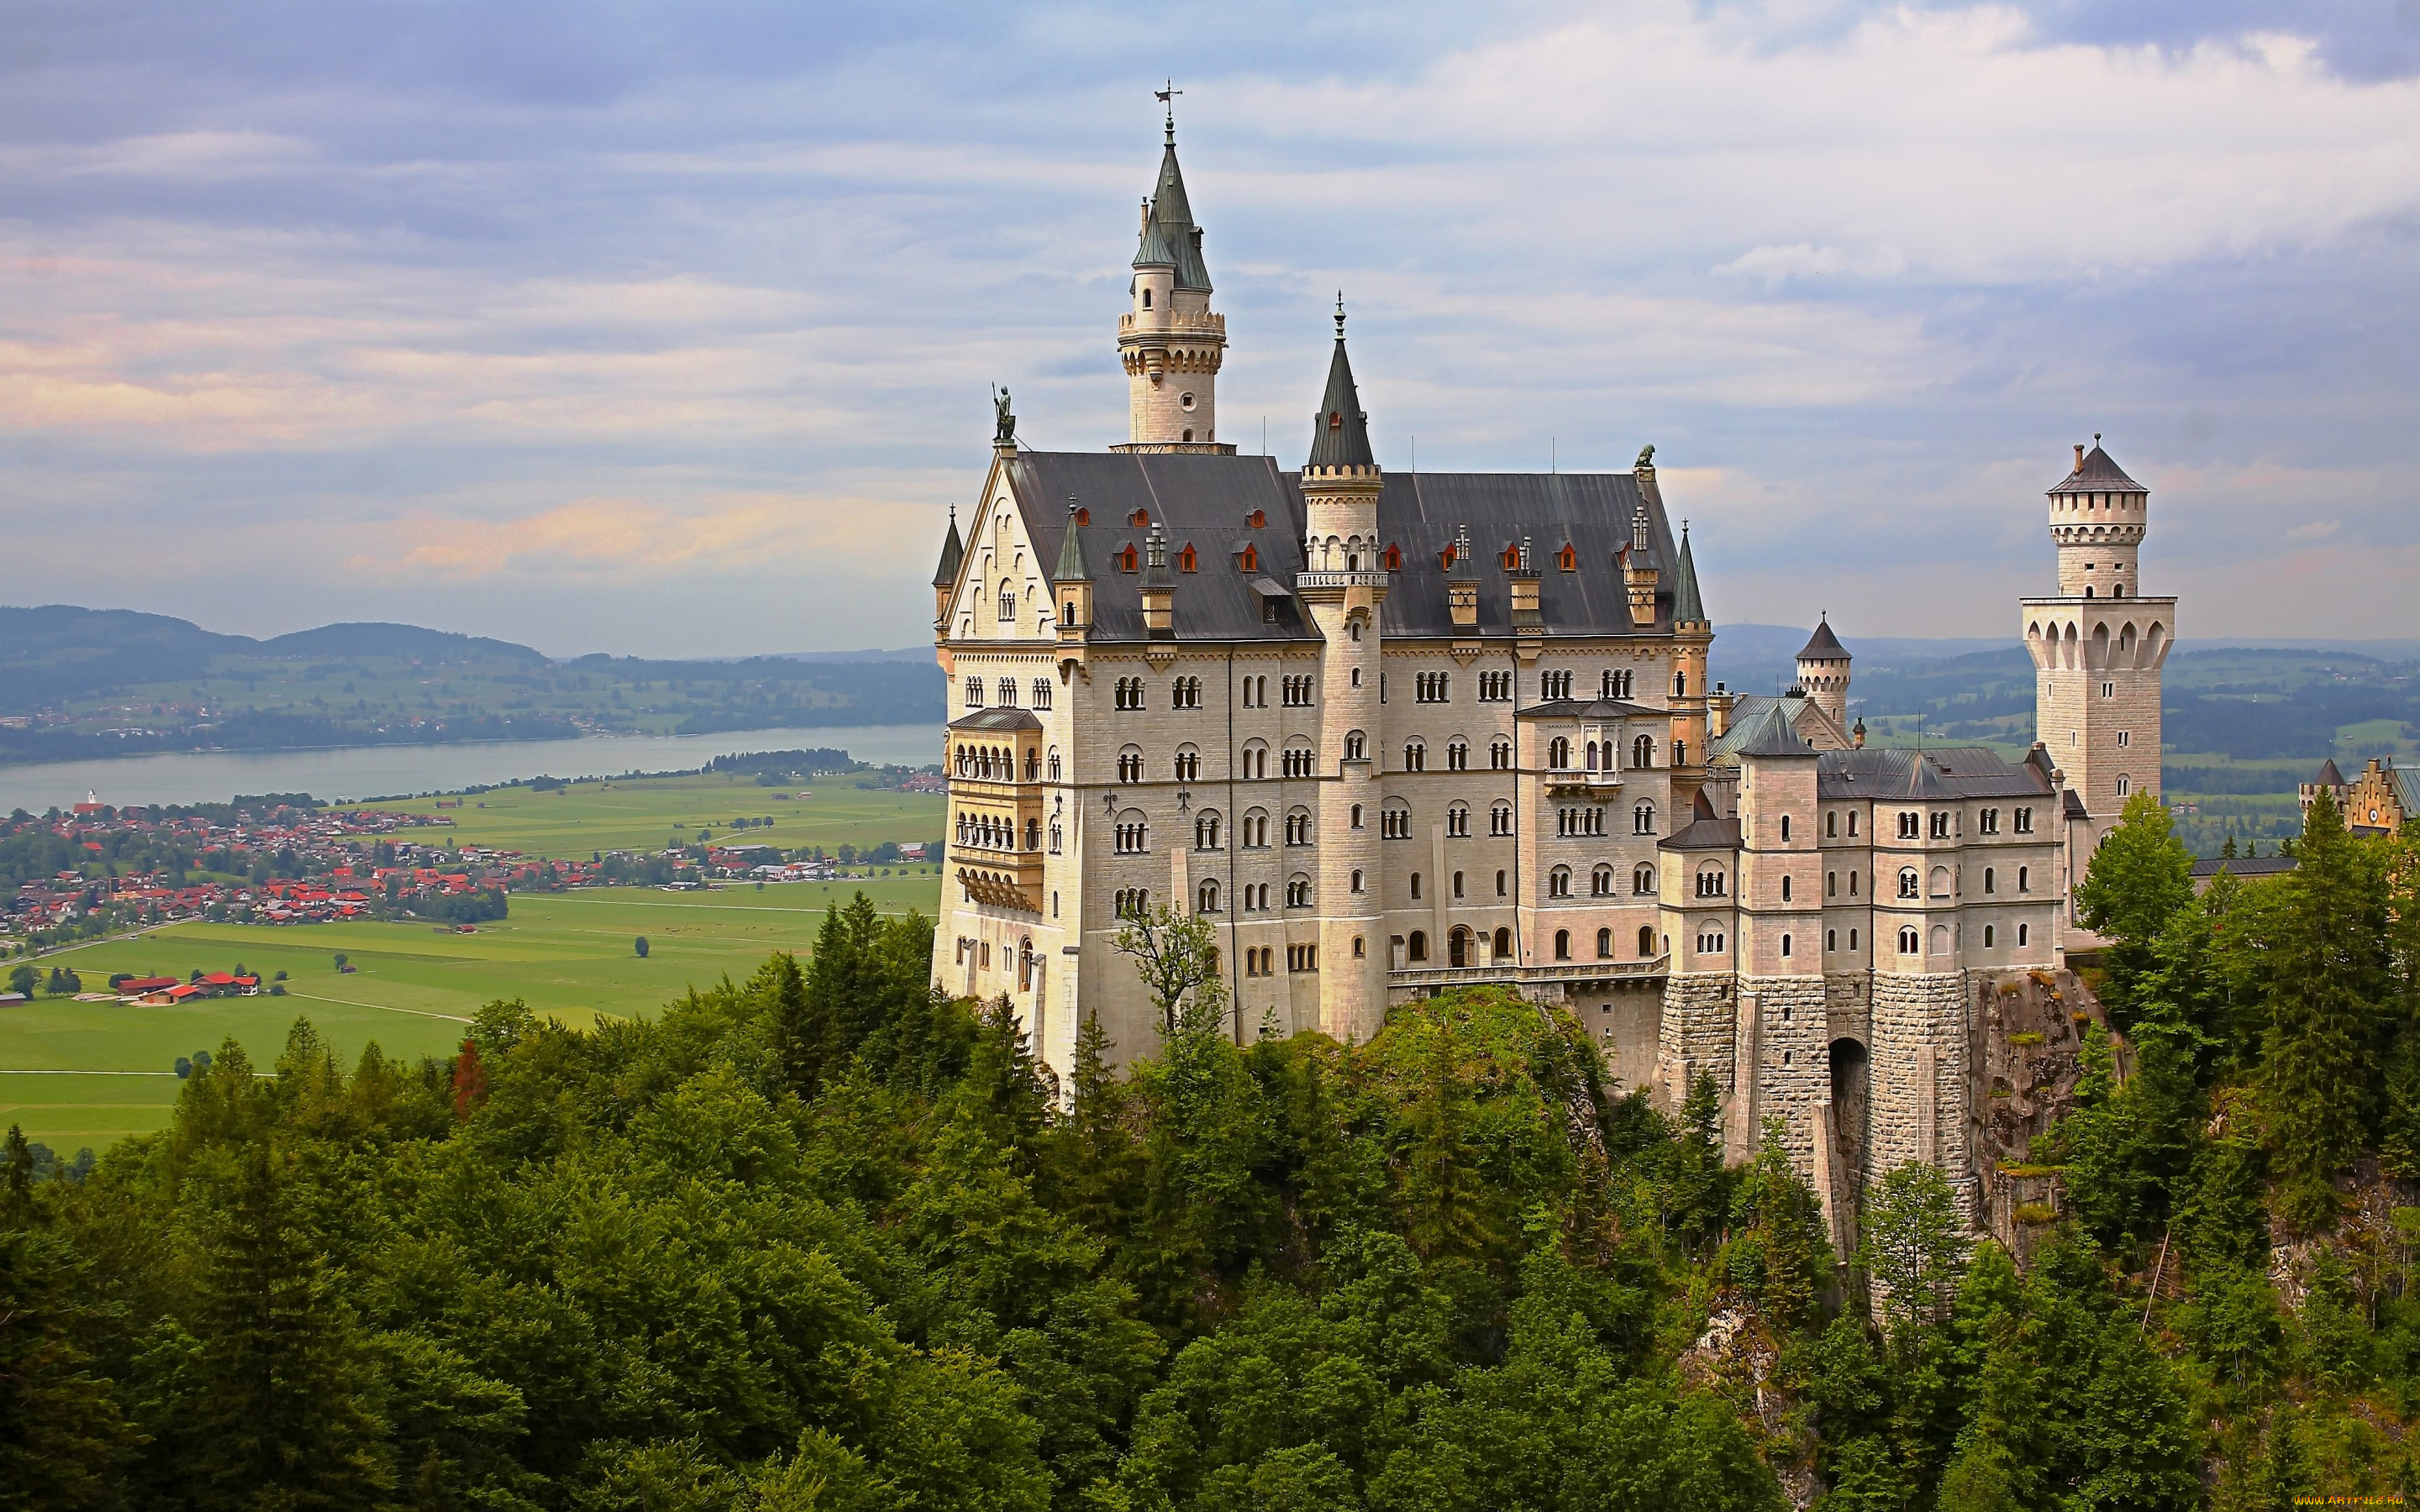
1294,570 -> 1393,591
1389,955 -> 1669,990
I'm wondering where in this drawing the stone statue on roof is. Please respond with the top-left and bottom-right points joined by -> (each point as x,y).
1635,444 -> 1655,470
992,386 -> 1016,445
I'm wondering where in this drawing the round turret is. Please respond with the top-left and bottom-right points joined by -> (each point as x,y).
1794,616 -> 1852,734
2048,437 -> 2148,598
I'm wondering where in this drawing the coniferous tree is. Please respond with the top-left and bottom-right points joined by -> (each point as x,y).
2075,790 -> 2200,1028
2260,790 -> 2389,1228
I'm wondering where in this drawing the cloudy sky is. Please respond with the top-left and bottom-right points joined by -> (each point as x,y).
4,1 -> 2417,657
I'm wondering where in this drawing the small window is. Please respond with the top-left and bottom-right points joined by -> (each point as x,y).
1779,815 -> 1791,842
1781,934 -> 1792,958
2018,923 -> 2030,947
1554,929 -> 1571,961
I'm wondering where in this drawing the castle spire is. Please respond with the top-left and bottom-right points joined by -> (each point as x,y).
1307,296 -> 1376,472
931,504 -> 965,627
1671,521 -> 1706,627
1117,101 -> 1228,453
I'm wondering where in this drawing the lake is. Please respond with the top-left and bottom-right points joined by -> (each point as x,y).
0,724 -> 941,813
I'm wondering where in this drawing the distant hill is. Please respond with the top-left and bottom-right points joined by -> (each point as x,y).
0,606 -> 944,765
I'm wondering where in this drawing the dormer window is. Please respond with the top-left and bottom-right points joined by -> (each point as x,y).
1558,544 -> 1577,572
1073,507 -> 1090,527
1382,543 -> 1402,571
1328,411 -> 1343,429
1177,543 -> 1198,573
1238,544 -> 1258,572
1502,544 -> 1520,570
1246,509 -> 1265,528
1129,507 -> 1150,528
1118,545 -> 1139,573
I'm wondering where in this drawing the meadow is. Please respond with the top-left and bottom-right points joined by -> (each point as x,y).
0,874 -> 944,1149
339,769 -> 946,858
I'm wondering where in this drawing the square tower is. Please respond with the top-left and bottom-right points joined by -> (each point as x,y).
2019,440 -> 2176,848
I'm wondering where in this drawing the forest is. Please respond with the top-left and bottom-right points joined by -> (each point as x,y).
4,790 -> 2420,1510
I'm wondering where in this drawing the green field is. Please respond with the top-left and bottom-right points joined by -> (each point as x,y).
0,875 -> 944,1150
339,769 -> 945,858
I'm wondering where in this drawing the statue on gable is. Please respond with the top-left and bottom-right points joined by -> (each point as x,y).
993,386 -> 1016,446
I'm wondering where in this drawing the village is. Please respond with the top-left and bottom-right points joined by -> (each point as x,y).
0,787 -> 930,961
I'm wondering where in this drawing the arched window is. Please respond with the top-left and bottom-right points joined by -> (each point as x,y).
1781,934 -> 1793,958
2018,866 -> 2030,893
999,585 -> 1016,622
1586,741 -> 1600,771
1197,879 -> 1220,914
1490,738 -> 1512,770
1408,930 -> 1428,963
1596,927 -> 1612,959
1286,808 -> 1312,846
1983,867 -> 1996,894
1632,735 -> 1654,769
1697,865 -> 1725,898
1446,802 -> 1470,837
1639,925 -> 1657,958
1174,745 -> 1200,782
1983,923 -> 1996,948
1449,927 -> 1470,967
1494,926 -> 1512,959
1549,737 -> 1570,769
1491,802 -> 1513,837
1446,739 -> 1468,771
965,675 -> 986,708
1403,739 -> 1426,772
1634,864 -> 1655,894
1554,929 -> 1571,961
1286,875 -> 1312,908
1033,677 -> 1051,709
1351,868 -> 1364,893
1025,819 -> 1039,849
1633,802 -> 1655,835
1117,748 -> 1142,784
1897,868 -> 1920,899
1549,866 -> 1571,898
1195,811 -> 1222,850
1779,814 -> 1791,842
2018,923 -> 2030,947
1898,926 -> 1919,954
2116,774 -> 2132,796
1344,730 -> 1366,762
1591,864 -> 1613,897
1048,749 -> 1061,781
1781,875 -> 1793,902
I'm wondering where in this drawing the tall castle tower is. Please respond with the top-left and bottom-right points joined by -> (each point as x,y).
1114,103 -> 1231,454
1794,616 -> 1851,734
2020,438 -> 2176,849
1297,301 -> 1386,1041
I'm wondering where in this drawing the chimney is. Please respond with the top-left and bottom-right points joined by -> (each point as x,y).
1447,523 -> 1479,627
1709,682 -> 1734,739
2073,442 -> 2086,470
1509,534 -> 1541,625
1623,502 -> 1660,628
1140,523 -> 1176,638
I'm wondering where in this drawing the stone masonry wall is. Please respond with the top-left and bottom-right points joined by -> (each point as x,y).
1868,970 -> 1977,1213
1742,974 -> 1833,1184
1655,972 -> 1736,1114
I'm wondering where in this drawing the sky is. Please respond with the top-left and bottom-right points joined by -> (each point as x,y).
3,0 -> 2417,659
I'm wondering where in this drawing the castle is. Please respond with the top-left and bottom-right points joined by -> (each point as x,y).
928,113 -> 2175,1231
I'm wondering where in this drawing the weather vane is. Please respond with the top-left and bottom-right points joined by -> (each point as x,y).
1156,80 -> 1181,139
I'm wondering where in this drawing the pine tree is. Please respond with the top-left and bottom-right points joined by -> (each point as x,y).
169,1147 -> 397,1508
761,952 -> 831,1100
2075,790 -> 2199,1028
2260,790 -> 2388,1228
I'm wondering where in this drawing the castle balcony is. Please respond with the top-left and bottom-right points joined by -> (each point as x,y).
1545,769 -> 1625,797
1390,955 -> 1668,991
1293,569 -> 1392,606
951,844 -> 1044,914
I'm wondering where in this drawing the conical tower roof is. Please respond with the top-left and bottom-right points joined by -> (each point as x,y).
1671,522 -> 1705,624
1798,615 -> 1849,661
932,506 -> 964,589
2050,439 -> 2145,495
1052,500 -> 1092,583
1307,300 -> 1376,472
1132,113 -> 1213,291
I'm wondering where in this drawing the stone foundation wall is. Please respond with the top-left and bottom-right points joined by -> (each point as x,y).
1868,970 -> 1977,1213
1824,975 -> 1871,1050
1741,974 -> 1833,1184
1655,972 -> 1737,1114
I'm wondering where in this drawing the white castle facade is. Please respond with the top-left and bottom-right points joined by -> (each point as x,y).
929,116 -> 2175,1226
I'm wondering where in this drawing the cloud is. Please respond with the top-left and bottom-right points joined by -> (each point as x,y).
0,0 -> 2416,653
355,491 -> 926,580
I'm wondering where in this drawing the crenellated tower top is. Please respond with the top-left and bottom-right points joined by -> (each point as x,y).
2047,435 -> 2149,599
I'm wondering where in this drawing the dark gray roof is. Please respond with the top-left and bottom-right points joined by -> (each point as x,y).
1661,814 -> 1742,852
1307,323 -> 1375,471
2191,855 -> 2296,879
2049,443 -> 2144,495
2062,790 -> 2091,818
1670,524 -> 1705,625
2313,758 -> 2346,786
2388,764 -> 2420,814
1731,702 -> 1818,759
1812,746 -> 2054,801
933,506 -> 964,589
950,707 -> 1042,732
1797,617 -> 1848,661
1006,451 -> 1681,644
